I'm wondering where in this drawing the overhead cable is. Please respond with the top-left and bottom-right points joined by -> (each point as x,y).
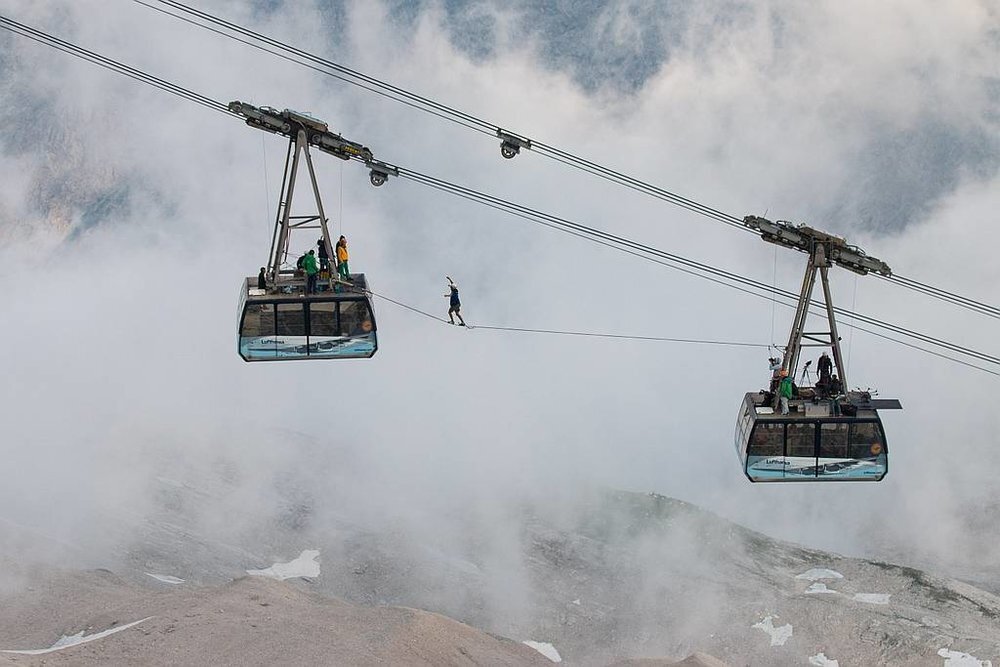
2,15 -> 996,376
367,290 -> 771,348
135,0 -> 1000,317
394,168 -> 999,367
0,15 -> 231,116
368,290 -> 998,375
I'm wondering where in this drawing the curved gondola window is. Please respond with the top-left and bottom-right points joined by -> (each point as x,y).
850,422 -> 885,460
240,303 -> 276,358
340,300 -> 372,336
749,423 -> 783,457
746,422 -> 785,479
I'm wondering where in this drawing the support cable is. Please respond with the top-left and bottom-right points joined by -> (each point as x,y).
2,14 -> 996,375
366,290 -> 999,376
135,0 -> 1000,316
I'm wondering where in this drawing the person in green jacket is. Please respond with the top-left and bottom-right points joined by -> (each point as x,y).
304,249 -> 319,294
778,370 -> 793,415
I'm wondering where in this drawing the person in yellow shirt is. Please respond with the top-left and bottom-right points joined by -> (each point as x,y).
336,235 -> 350,282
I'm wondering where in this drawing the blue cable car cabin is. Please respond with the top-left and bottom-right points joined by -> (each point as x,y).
237,273 -> 377,361
734,216 -> 902,483
735,391 -> 899,482
228,101 -> 388,363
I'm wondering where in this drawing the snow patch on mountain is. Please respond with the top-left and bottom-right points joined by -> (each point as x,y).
796,568 -> 844,581
1,617 -> 153,655
805,582 -> 837,594
938,648 -> 993,667
752,615 -> 792,646
246,549 -> 320,580
523,640 -> 562,662
809,653 -> 839,667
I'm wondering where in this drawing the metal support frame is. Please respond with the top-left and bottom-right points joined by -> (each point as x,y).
267,130 -> 336,283
782,243 -> 848,389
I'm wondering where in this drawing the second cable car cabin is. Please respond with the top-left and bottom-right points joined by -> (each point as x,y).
736,390 -> 899,481
735,216 -> 901,482
229,101 -> 389,362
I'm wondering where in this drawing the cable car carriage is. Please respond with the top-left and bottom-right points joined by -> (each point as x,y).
238,275 -> 376,361
735,217 -> 901,481
230,101 -> 383,361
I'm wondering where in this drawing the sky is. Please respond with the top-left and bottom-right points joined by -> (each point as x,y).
0,0 -> 998,599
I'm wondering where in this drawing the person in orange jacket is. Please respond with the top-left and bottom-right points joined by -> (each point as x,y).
336,236 -> 350,282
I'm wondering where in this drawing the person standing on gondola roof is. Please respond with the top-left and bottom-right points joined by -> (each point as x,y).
336,235 -> 350,282
317,237 -> 330,271
445,276 -> 465,326
818,351 -> 833,383
257,267 -> 267,291
304,249 -> 319,294
768,356 -> 782,393
778,369 -> 793,415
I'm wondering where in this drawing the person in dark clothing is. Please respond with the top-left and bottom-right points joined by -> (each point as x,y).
317,238 -> 330,271
818,352 -> 833,384
257,267 -> 267,290
445,276 -> 465,326
829,375 -> 844,416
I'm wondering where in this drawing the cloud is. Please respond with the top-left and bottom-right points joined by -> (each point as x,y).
0,0 -> 997,625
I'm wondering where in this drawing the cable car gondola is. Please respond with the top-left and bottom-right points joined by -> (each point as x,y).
735,216 -> 901,482
229,101 -> 380,362
237,274 -> 376,361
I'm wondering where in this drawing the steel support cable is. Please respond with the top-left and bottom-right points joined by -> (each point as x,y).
365,289 -> 450,323
404,173 -> 772,300
136,0 -> 1000,317
399,168 -> 771,290
0,16 -> 231,116
365,289 -> 769,348
139,0 -> 747,230
468,325 -> 770,347
366,158 -> 996,370
832,320 -> 999,378
396,168 -> 1000,367
4,16 -> 996,373
367,288 -> 998,375
137,0 -> 495,136
530,142 -> 748,230
880,274 -> 1000,318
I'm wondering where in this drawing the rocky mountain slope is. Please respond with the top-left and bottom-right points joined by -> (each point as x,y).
4,465 -> 996,665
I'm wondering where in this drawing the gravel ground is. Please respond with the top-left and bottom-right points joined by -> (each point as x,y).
0,572 -> 554,666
